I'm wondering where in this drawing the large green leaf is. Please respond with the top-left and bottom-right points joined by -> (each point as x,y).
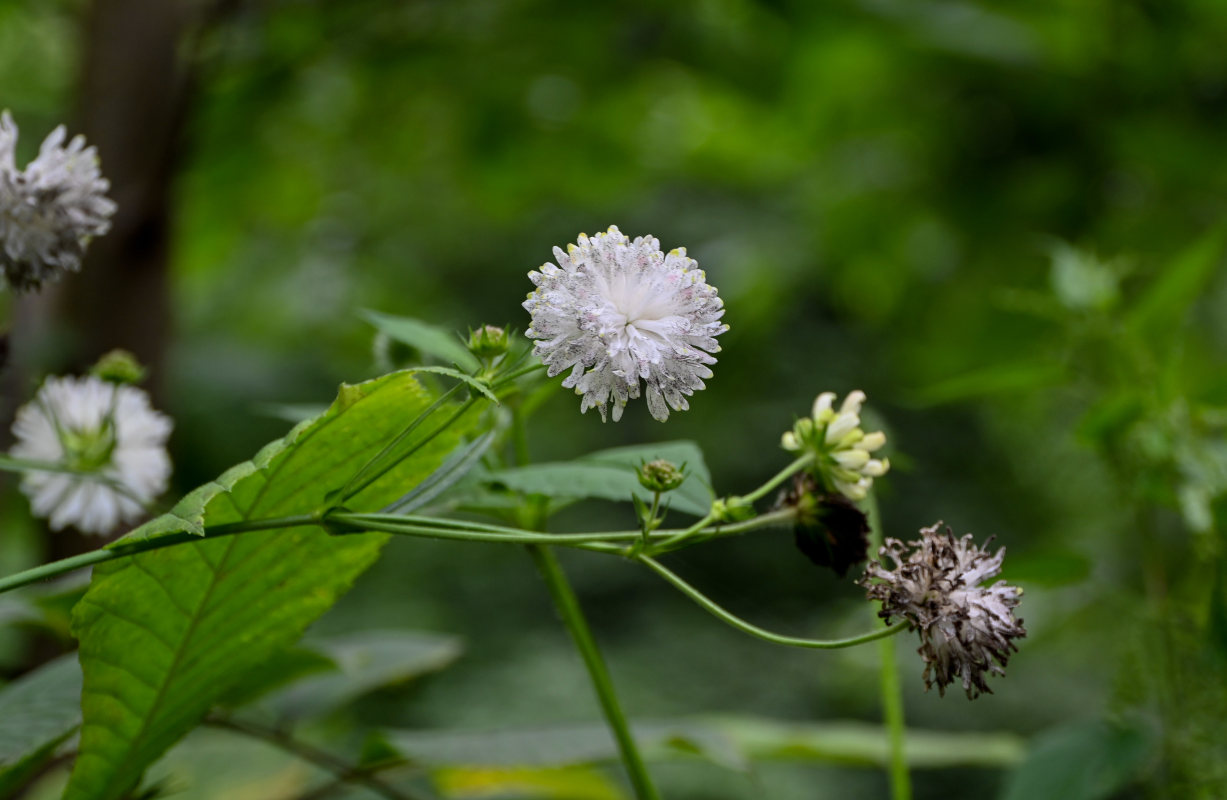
0,654 -> 83,796
487,441 -> 714,517
66,371 -> 471,800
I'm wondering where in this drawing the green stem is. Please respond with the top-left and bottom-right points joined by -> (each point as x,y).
492,362 -> 547,389
0,515 -> 317,595
527,545 -> 661,800
637,554 -> 908,649
739,454 -> 814,505
866,494 -> 911,800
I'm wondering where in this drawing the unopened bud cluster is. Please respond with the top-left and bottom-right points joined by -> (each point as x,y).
782,390 -> 889,501
637,459 -> 686,493
468,324 -> 510,360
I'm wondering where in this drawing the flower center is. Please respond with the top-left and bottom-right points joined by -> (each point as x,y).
593,272 -> 683,376
61,422 -> 117,473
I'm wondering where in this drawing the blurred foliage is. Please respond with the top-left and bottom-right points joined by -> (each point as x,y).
3,0 -> 1227,798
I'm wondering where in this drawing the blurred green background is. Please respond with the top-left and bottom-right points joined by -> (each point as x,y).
3,0 -> 1227,798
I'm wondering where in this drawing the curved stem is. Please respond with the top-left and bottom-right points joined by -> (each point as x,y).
206,716 -> 426,800
866,494 -> 911,800
528,545 -> 661,800
326,513 -> 622,553
637,554 -> 908,649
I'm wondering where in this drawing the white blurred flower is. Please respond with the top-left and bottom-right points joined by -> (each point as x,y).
858,523 -> 1026,699
523,225 -> 727,422
10,375 -> 172,535
0,111 -> 116,291
781,390 -> 889,500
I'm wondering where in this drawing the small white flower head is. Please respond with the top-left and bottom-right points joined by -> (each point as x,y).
781,390 -> 890,500
858,523 -> 1026,700
0,111 -> 117,292
523,225 -> 727,422
10,375 -> 172,535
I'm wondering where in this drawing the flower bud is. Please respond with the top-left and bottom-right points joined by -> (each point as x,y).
467,324 -> 510,359
637,459 -> 687,493
89,349 -> 146,385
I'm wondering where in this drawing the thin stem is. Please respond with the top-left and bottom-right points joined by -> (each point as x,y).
866,494 -> 911,800
326,513 -> 622,553
739,454 -> 814,505
0,514 -> 318,595
527,545 -> 661,800
637,554 -> 908,649
206,716 -> 426,800
492,362 -> 547,389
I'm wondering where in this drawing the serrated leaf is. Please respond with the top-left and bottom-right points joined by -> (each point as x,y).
0,654 -> 83,796
256,629 -> 462,721
406,367 -> 499,405
363,309 -> 481,372
66,371 -> 471,800
487,441 -> 714,517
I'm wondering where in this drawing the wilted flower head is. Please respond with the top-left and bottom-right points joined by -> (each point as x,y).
10,375 -> 172,535
0,111 -> 116,291
858,523 -> 1026,699
782,390 -> 889,500
523,226 -> 727,422
776,472 -> 870,578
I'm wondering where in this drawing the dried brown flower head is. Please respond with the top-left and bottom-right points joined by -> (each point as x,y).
858,522 -> 1026,699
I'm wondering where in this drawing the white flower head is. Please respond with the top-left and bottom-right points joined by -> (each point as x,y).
781,390 -> 890,500
858,523 -> 1026,699
0,111 -> 117,292
10,375 -> 172,535
523,226 -> 727,422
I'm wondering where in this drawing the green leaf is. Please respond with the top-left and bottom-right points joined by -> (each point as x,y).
1126,226 -> 1226,340
0,654 -> 83,796
382,431 -> 496,514
380,715 -> 1026,773
66,371 -> 471,800
256,629 -> 463,721
487,441 -> 714,517
363,309 -> 482,372
998,719 -> 1155,800
434,765 -> 628,800
380,720 -> 744,771
713,715 -> 1025,769
406,366 -> 500,405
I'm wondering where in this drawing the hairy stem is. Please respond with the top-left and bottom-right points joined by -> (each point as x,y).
527,545 -> 661,800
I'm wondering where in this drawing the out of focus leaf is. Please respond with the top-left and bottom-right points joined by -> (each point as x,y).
711,716 -> 1026,769
998,719 -> 1155,800
487,441 -> 714,517
381,720 -> 743,771
254,402 -> 329,424
912,362 -> 1065,407
258,630 -> 463,721
65,372 -> 471,800
363,309 -> 482,372
0,654 -> 82,796
1126,227 -> 1226,340
434,765 -> 627,800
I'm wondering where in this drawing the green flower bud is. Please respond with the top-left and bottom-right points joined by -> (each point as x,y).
710,495 -> 755,523
468,324 -> 510,359
637,459 -> 687,493
89,349 -> 146,385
